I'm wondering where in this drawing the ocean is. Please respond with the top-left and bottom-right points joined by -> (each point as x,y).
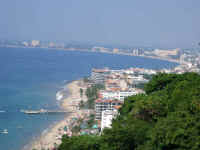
0,47 -> 178,150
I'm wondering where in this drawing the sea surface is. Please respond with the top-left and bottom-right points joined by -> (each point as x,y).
0,47 -> 178,150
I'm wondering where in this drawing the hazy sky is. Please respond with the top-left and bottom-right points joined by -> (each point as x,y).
0,0 -> 199,48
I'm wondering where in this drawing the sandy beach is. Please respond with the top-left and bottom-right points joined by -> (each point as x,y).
26,79 -> 88,150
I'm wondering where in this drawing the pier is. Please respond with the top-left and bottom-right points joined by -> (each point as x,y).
20,109 -> 73,115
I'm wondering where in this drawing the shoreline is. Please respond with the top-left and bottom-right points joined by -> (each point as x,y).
24,79 -> 88,150
0,45 -> 180,65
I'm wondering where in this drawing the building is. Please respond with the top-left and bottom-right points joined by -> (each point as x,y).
132,49 -> 139,56
22,41 -> 29,47
152,48 -> 180,58
113,48 -> 119,53
99,90 -> 138,101
101,105 -> 121,131
101,109 -> 118,131
180,53 -> 186,64
31,40 -> 40,47
95,99 -> 122,120
91,68 -> 110,84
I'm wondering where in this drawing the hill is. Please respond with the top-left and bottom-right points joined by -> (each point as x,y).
58,72 -> 200,150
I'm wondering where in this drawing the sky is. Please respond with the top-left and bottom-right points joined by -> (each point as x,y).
0,0 -> 199,48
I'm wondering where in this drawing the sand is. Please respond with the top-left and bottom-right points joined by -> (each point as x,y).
25,79 -> 88,150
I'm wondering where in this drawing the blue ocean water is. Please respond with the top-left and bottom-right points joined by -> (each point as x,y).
0,47 -> 178,150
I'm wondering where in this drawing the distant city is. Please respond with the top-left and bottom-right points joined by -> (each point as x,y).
1,39 -> 200,74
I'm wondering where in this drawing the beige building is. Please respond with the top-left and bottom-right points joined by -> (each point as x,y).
152,48 -> 180,57
31,40 -> 40,47
113,48 -> 119,53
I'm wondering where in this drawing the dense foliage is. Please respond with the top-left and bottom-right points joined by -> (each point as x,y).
59,73 -> 200,150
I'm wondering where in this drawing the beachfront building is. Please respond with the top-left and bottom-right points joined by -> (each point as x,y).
100,109 -> 117,131
31,40 -> 40,47
99,90 -> 138,101
95,99 -> 122,120
90,68 -> 110,84
128,75 -> 149,86
126,67 -> 157,75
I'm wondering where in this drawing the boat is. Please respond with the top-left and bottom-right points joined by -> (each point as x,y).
1,129 -> 8,134
0,110 -> 5,113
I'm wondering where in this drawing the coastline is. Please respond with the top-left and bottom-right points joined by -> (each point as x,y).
0,45 -> 180,65
0,47 -> 183,150
24,79 -> 88,150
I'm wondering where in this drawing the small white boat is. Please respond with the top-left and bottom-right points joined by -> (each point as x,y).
0,110 -> 5,113
1,129 -> 8,134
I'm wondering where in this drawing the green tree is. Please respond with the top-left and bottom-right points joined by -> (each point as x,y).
80,88 -> 83,98
59,135 -> 101,150
58,73 -> 200,150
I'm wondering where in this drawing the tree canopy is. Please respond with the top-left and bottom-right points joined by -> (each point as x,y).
59,73 -> 200,150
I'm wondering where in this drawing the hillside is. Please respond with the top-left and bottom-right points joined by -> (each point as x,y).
58,72 -> 200,150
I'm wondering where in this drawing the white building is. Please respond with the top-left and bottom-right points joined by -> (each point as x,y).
99,90 -> 138,101
101,109 -> 118,131
127,75 -> 148,81
31,40 -> 40,47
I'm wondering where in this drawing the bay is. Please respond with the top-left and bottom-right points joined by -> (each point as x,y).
0,47 -> 177,150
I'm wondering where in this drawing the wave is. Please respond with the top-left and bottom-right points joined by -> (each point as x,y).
41,128 -> 49,136
56,91 -> 63,101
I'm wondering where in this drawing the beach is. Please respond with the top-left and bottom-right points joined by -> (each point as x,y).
26,79 -> 88,150
0,47 -> 178,150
